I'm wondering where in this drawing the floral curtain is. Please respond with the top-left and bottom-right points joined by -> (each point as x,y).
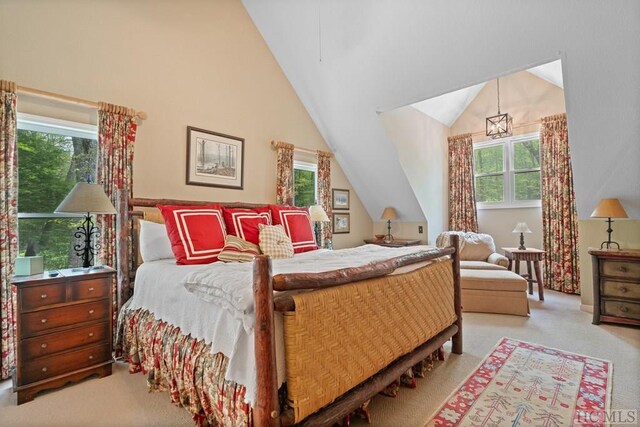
97,102 -> 137,341
448,133 -> 478,232
316,150 -> 332,247
540,113 -> 580,294
0,80 -> 18,380
274,141 -> 294,205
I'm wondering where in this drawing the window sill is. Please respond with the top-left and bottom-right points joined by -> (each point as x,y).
477,203 -> 541,210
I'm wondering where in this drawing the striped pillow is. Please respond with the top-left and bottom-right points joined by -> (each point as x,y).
258,224 -> 294,259
218,235 -> 261,263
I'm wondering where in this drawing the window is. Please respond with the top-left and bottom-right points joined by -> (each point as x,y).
474,133 -> 541,208
293,160 -> 317,207
17,113 -> 98,270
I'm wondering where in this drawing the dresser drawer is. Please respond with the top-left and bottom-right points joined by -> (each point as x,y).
601,280 -> 640,299
21,282 -> 66,311
21,321 -> 109,360
21,300 -> 109,337
22,342 -> 111,384
71,277 -> 110,301
601,260 -> 640,280
602,299 -> 640,321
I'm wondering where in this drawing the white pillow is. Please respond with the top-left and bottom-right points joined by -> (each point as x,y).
139,219 -> 175,262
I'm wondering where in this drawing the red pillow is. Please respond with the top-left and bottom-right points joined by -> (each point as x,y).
158,204 -> 227,264
269,205 -> 318,253
222,207 -> 271,245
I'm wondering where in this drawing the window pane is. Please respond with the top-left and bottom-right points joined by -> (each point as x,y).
18,217 -> 85,270
294,168 -> 316,207
476,175 -> 504,203
514,171 -> 541,201
474,145 -> 504,175
513,139 -> 540,170
17,129 -> 97,213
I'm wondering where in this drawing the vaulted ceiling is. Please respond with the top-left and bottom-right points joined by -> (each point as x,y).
242,0 -> 640,220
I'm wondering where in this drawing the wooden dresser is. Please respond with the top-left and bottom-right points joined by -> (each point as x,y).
12,267 -> 115,404
589,248 -> 640,327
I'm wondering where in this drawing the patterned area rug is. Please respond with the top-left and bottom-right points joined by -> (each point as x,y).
427,338 -> 612,426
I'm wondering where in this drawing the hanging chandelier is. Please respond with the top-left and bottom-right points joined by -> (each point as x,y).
486,77 -> 512,139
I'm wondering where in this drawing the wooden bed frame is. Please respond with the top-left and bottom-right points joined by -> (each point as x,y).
114,194 -> 462,427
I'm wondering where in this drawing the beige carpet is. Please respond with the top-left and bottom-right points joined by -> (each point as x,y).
1,290 -> 638,427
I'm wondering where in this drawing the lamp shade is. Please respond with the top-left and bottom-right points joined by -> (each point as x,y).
381,207 -> 397,221
309,204 -> 330,222
590,198 -> 628,219
54,183 -> 116,214
512,222 -> 532,234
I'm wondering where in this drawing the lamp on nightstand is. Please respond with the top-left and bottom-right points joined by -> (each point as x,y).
381,207 -> 397,243
55,183 -> 116,268
309,204 -> 330,247
512,222 -> 532,250
590,198 -> 628,249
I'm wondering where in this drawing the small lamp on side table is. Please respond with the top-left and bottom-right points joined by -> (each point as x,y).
55,182 -> 116,268
590,198 -> 628,249
512,222 -> 532,250
381,207 -> 397,243
309,204 -> 330,248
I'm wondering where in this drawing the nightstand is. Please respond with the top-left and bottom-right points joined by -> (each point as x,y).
12,267 -> 115,404
364,239 -> 422,247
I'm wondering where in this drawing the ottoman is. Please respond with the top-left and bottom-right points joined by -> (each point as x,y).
460,269 -> 530,316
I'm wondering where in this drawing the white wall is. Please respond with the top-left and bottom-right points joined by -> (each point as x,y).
379,106 -> 449,244
478,208 -> 542,253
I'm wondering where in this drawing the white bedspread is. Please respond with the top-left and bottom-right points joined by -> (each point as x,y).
183,244 -> 437,332
128,244 -> 436,404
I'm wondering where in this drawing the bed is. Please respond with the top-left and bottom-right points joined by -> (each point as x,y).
114,196 -> 462,427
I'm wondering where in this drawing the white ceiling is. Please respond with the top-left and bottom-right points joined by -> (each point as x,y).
411,60 -> 563,127
243,1 -> 640,221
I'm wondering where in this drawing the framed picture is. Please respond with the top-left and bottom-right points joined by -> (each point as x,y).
186,126 -> 244,189
332,188 -> 350,210
333,212 -> 350,234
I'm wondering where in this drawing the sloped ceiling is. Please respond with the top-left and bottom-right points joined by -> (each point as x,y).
242,0 -> 640,220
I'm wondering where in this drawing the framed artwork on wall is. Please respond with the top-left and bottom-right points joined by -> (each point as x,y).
333,212 -> 350,234
332,188 -> 350,210
186,126 -> 244,189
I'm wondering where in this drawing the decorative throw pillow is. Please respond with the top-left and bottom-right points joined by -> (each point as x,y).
138,219 -> 175,262
158,204 -> 227,265
269,205 -> 318,253
222,207 -> 271,245
258,224 -> 294,259
218,235 -> 261,263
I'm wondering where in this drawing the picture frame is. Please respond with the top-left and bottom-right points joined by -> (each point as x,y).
332,212 -> 350,234
186,126 -> 244,189
332,188 -> 350,210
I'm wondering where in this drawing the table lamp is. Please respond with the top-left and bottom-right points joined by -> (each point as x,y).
512,222 -> 532,250
590,198 -> 628,249
55,183 -> 116,268
381,207 -> 397,242
309,204 -> 330,247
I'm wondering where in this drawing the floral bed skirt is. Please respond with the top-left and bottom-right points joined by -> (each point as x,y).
122,308 -> 252,426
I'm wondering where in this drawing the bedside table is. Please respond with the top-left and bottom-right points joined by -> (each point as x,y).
502,247 -> 545,301
12,267 -> 115,404
364,239 -> 422,247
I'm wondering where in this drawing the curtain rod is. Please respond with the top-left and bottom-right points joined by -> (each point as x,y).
469,119 -> 541,139
270,140 -> 333,158
17,84 -> 148,121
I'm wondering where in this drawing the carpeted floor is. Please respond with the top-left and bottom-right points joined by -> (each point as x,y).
1,290 -> 638,427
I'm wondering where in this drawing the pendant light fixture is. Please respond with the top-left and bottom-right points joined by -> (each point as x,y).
486,77 -> 513,139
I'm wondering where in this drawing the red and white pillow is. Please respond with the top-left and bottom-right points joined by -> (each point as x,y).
269,205 -> 318,253
223,207 -> 271,245
158,204 -> 227,265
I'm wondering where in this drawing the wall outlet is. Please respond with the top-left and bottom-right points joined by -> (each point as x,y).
418,225 -> 423,234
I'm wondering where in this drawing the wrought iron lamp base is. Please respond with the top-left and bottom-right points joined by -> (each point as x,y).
600,217 -> 621,249
74,213 -> 99,268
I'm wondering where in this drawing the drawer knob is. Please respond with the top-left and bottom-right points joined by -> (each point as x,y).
89,355 -> 94,360
88,332 -> 94,337
41,343 -> 48,349
619,266 -> 628,272
41,367 -> 47,373
620,287 -> 628,293
40,318 -> 47,324
88,309 -> 95,315
620,306 -> 629,313
40,293 -> 47,299
88,287 -> 95,292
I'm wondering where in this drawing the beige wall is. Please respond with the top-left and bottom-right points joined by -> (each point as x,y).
0,0 -> 372,249
379,106 -> 449,244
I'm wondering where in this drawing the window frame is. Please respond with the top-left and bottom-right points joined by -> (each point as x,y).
293,160 -> 318,207
474,132 -> 541,210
